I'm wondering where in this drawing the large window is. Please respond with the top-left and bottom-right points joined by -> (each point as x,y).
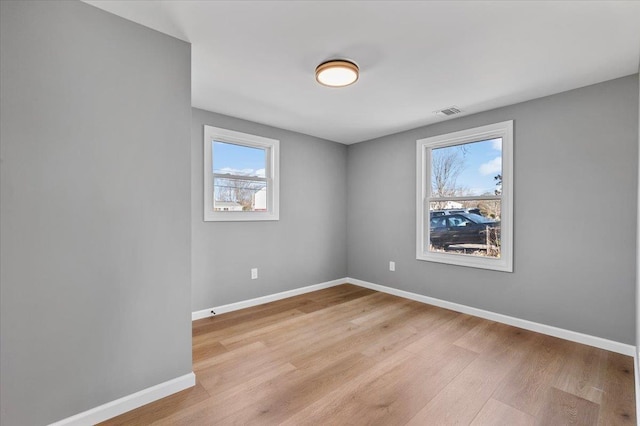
204,125 -> 279,221
416,121 -> 513,271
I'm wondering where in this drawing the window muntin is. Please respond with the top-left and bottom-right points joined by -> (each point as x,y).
416,121 -> 513,272
204,126 -> 279,221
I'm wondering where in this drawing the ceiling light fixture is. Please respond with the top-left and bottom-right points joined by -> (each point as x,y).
315,59 -> 359,88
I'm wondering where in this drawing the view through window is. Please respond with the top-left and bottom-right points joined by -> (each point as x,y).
416,121 -> 513,272
213,141 -> 267,212
429,138 -> 502,258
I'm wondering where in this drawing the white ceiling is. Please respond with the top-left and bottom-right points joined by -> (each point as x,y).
85,1 -> 640,144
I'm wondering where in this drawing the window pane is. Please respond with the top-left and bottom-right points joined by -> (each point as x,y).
427,200 -> 502,258
431,138 -> 502,198
213,177 -> 266,212
213,141 -> 266,178
213,141 -> 267,212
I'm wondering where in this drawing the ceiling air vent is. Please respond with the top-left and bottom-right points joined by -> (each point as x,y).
435,106 -> 462,116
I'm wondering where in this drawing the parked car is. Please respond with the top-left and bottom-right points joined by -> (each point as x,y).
430,208 -> 481,217
430,212 -> 500,248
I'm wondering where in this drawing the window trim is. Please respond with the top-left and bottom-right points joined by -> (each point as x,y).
204,125 -> 280,222
416,120 -> 513,272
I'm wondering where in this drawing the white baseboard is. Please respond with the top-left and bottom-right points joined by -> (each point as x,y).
192,278 -> 346,321
48,372 -> 196,426
47,277 -> 636,425
191,275 -> 634,356
346,277 -> 636,357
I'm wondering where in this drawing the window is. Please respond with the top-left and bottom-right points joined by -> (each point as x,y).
416,121 -> 513,272
204,125 -> 279,221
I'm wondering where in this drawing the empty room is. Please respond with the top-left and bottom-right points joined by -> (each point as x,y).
2,1 -> 640,425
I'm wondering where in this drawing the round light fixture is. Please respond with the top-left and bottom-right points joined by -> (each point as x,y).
315,59 -> 359,87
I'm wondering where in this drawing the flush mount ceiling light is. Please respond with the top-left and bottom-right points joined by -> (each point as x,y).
315,59 -> 359,87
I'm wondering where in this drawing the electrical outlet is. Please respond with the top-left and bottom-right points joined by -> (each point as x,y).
251,268 -> 258,280
389,261 -> 395,272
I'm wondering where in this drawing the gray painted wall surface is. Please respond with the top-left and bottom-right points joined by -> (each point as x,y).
636,72 -> 639,360
347,75 -> 639,345
0,2 -> 192,425
192,108 -> 348,311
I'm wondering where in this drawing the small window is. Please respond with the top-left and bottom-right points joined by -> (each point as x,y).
416,121 -> 513,272
204,126 -> 279,221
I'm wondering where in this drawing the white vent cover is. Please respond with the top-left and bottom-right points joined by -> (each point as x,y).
435,106 -> 462,116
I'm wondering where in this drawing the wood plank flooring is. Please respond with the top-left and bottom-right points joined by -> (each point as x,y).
100,284 -> 636,425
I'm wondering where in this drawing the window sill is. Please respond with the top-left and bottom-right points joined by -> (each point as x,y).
204,211 -> 279,222
416,250 -> 513,272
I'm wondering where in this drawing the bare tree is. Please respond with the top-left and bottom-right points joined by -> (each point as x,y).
215,178 -> 263,210
431,146 -> 467,208
478,199 -> 501,219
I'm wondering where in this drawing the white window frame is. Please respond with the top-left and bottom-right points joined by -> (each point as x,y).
204,125 -> 279,222
416,120 -> 513,272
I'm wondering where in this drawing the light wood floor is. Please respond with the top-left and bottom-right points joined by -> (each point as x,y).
101,284 -> 636,425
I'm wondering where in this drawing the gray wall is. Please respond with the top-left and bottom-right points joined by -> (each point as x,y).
636,71 -> 640,360
192,109 -> 347,311
347,75 -> 639,345
0,2 -> 192,425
